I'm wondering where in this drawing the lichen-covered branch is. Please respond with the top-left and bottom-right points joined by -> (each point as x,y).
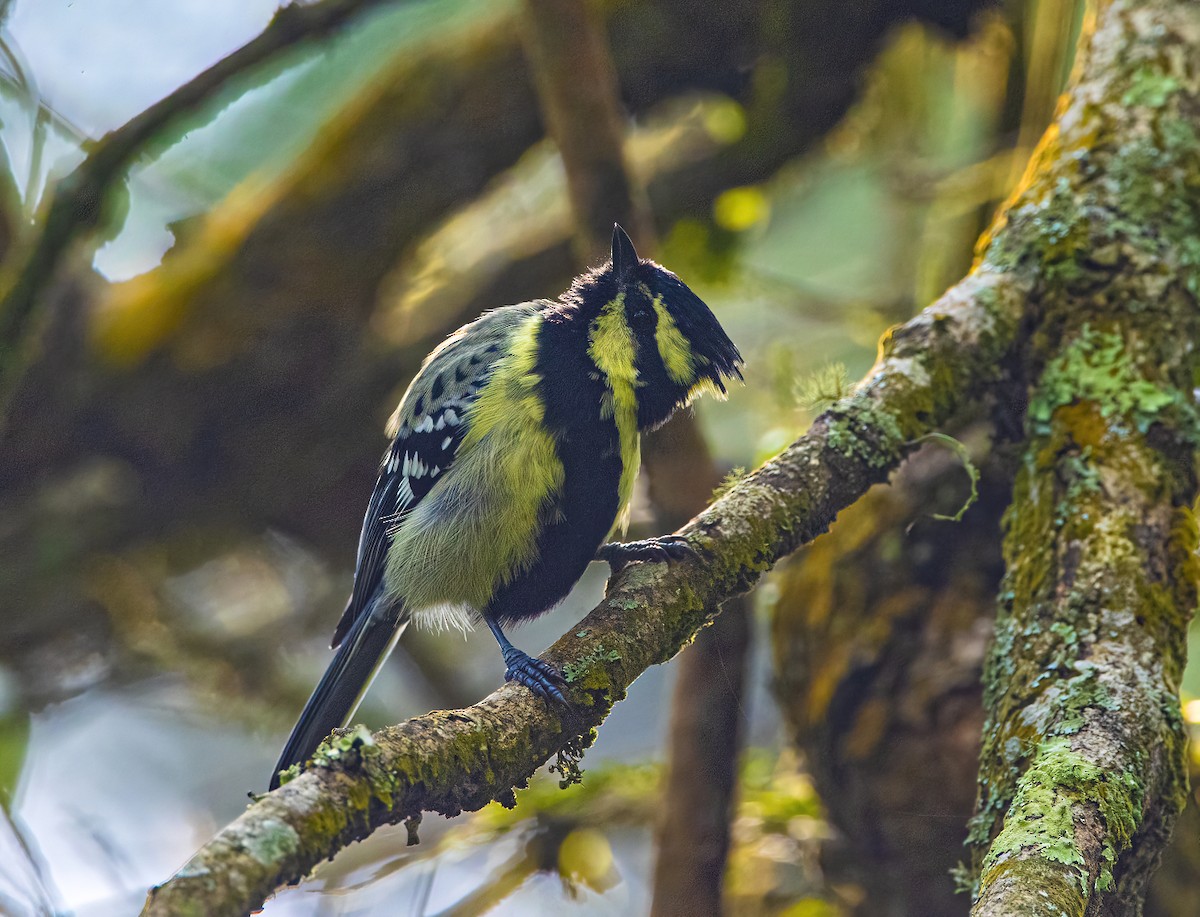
0,0 -> 397,417
967,0 -> 1200,913
140,266 -> 1028,915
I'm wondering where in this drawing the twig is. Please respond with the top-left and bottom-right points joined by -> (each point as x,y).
967,0 -> 1200,911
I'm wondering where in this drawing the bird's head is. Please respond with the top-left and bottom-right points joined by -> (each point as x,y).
564,224 -> 743,431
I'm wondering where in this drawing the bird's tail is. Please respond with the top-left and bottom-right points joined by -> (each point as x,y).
270,597 -> 407,789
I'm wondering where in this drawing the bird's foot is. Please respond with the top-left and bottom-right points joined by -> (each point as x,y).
503,647 -> 569,705
596,535 -> 696,572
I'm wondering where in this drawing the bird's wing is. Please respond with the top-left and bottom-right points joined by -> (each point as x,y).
331,304 -> 541,647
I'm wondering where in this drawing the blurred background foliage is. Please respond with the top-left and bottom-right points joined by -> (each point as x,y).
2,0 -> 1197,915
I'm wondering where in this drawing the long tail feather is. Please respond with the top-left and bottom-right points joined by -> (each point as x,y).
269,597 -> 407,789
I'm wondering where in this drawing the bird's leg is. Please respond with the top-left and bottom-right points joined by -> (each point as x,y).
595,534 -> 696,572
484,614 -> 568,705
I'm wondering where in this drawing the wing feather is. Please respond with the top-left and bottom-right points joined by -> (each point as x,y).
331,303 -> 542,647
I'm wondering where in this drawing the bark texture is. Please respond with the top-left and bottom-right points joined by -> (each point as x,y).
966,1 -> 1200,913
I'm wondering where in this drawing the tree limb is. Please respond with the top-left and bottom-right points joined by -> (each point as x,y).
967,0 -> 1200,912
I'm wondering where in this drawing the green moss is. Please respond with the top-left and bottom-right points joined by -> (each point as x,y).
563,645 -> 621,684
275,762 -> 301,787
973,462 -> 1128,849
1032,668 -> 1114,736
987,174 -> 1089,282
243,817 -> 301,866
300,790 -> 351,841
981,736 -> 1142,895
1107,120 -> 1200,297
311,723 -> 377,770
995,462 -> 1055,626
988,83 -> 1199,300
825,401 -> 906,469
1121,67 -> 1181,109
1029,325 -> 1187,437
1052,451 -> 1101,531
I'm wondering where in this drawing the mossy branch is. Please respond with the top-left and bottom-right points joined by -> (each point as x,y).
140,265 -> 1029,916
968,0 -> 1200,913
0,0 -> 398,420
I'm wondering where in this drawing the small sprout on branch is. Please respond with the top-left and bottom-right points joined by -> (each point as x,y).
712,466 -> 747,501
274,763 -> 301,788
913,432 -> 980,523
795,361 -> 851,414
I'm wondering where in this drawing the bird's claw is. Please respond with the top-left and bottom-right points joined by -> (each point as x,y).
596,535 -> 696,571
503,648 -> 569,705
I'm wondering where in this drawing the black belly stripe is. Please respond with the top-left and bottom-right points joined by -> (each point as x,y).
485,314 -> 624,627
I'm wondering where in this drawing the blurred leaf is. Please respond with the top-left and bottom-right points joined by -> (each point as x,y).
0,712 -> 28,802
714,185 -> 770,232
557,829 -> 615,890
100,0 -> 512,279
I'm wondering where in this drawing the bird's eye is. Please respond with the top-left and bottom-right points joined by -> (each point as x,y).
629,307 -> 654,330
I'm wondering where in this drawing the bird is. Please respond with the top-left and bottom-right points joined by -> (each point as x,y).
270,224 -> 742,789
